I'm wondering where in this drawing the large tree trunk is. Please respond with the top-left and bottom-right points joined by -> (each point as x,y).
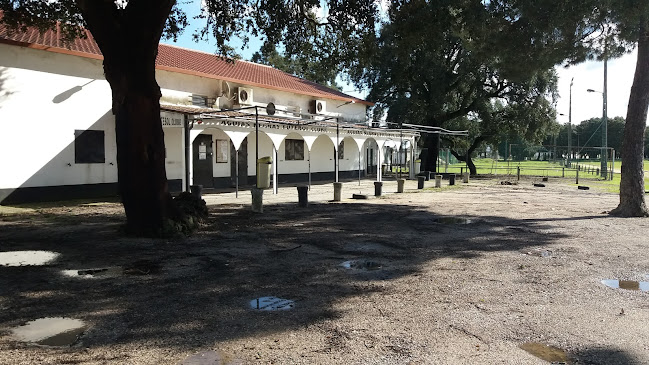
611,24 -> 649,217
424,134 -> 441,172
77,0 -> 180,235
450,136 -> 485,175
109,63 -> 176,235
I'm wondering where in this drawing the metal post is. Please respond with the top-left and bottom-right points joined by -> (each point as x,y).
399,128 -> 403,179
517,166 -> 520,181
255,106 -> 259,187
601,57 -> 608,178
611,149 -> 615,180
183,114 -> 191,191
235,150 -> 239,198
568,77 -> 573,166
358,149 -> 361,186
335,119 -> 339,183
273,146 -> 278,195
308,149 -> 312,190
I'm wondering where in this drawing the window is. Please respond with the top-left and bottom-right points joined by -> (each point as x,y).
75,130 -> 105,164
338,140 -> 344,160
285,139 -> 304,161
192,94 -> 208,107
215,139 -> 228,163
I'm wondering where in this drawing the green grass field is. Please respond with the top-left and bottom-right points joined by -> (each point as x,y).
437,159 -> 649,193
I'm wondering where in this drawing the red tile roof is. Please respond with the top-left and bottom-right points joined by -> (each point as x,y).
0,20 -> 372,106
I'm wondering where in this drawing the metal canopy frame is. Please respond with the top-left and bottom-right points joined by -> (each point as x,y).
165,104 -> 420,197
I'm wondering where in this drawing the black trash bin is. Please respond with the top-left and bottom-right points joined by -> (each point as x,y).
374,181 -> 383,196
297,185 -> 308,207
449,174 -> 456,186
417,176 -> 425,189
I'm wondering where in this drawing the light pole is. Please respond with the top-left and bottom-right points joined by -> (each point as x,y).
568,77 -> 573,166
587,57 -> 608,179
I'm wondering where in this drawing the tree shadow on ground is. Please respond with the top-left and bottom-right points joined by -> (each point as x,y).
575,347 -> 642,365
0,199 -> 579,359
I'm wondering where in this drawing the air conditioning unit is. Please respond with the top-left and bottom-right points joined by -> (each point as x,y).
309,99 -> 326,115
236,87 -> 254,105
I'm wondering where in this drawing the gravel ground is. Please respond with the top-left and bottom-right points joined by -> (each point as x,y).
1,176 -> 648,364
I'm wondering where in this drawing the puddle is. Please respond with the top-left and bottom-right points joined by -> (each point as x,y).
341,260 -> 382,271
61,267 -> 122,278
11,317 -> 87,347
520,342 -> 572,363
249,297 -> 295,311
179,350 -> 243,365
601,279 -> 649,292
433,217 -> 473,225
0,251 -> 60,267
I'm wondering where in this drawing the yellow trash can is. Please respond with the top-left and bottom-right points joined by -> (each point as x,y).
257,156 -> 272,189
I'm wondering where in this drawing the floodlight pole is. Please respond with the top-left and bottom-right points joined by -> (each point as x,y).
568,77 -> 573,166
602,58 -> 608,179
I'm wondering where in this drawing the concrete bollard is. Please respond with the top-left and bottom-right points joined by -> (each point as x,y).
333,182 -> 342,201
417,176 -> 425,189
297,185 -> 308,207
397,179 -> 405,193
435,175 -> 442,188
251,187 -> 263,213
463,172 -> 470,183
449,174 -> 456,186
374,181 -> 383,196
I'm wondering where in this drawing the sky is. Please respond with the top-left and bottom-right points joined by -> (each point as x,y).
168,1 -> 638,126
555,50 -> 637,127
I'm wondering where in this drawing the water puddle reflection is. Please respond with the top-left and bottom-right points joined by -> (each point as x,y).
61,267 -> 123,278
0,251 -> 60,267
520,342 -> 572,363
249,297 -> 295,311
341,260 -> 382,271
11,317 -> 87,347
602,279 -> 649,292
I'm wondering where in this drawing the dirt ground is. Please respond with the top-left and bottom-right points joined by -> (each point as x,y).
1,177 -> 649,364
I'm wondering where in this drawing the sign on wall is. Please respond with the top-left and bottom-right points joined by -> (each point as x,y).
161,111 -> 183,127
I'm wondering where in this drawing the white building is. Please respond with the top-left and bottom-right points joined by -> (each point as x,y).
0,23 -> 417,204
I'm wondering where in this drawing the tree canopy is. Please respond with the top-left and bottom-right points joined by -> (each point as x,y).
351,0 -> 560,173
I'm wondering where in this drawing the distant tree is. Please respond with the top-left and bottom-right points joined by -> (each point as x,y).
352,1 -> 561,174
251,42 -> 341,90
443,71 -> 558,175
482,1 -> 649,216
573,117 -> 625,158
0,0 -> 378,235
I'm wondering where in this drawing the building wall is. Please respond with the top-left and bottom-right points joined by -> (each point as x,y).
0,43 -> 382,203
0,44 -> 117,196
